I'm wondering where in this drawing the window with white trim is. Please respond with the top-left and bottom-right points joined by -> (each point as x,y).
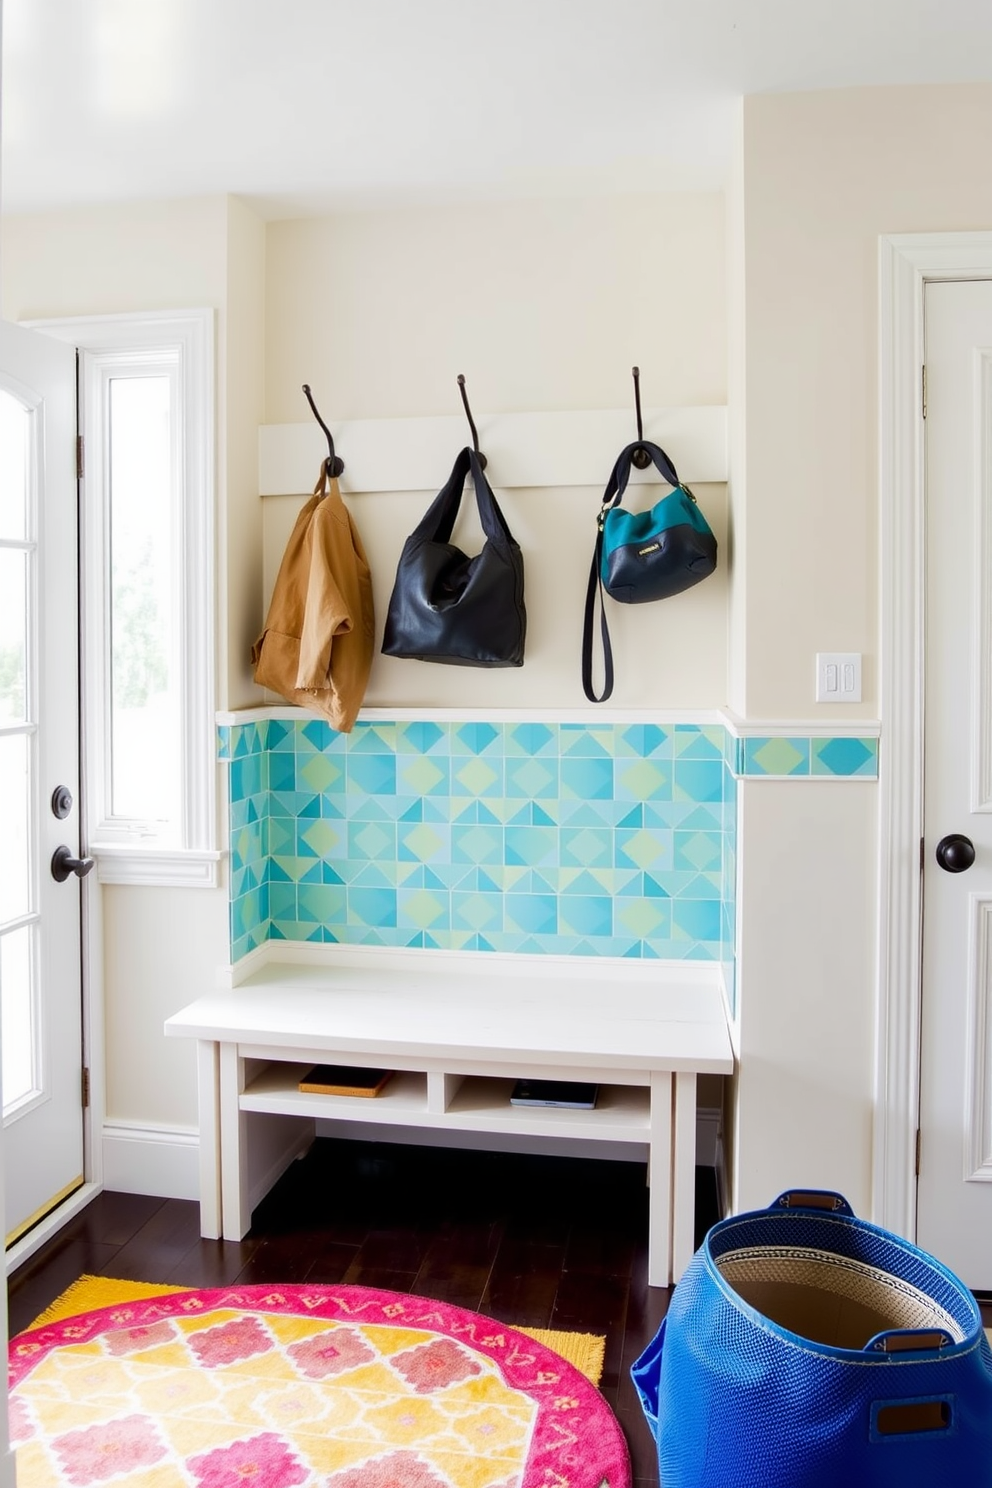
34,311 -> 219,887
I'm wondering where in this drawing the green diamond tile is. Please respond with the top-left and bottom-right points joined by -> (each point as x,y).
618,899 -> 668,937
454,758 -> 500,795
299,754 -> 343,793
301,819 -> 343,858
749,738 -> 808,776
398,757 -> 447,794
617,760 -> 668,800
400,823 -> 447,862
399,889 -> 447,928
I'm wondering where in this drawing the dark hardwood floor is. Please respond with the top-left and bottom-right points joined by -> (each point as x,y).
7,1137 -> 714,1486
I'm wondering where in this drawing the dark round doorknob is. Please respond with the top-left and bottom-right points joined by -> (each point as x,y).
935,834 -> 976,873
51,846 -> 95,883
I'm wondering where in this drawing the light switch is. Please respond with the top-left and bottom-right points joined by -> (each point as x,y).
816,653 -> 862,703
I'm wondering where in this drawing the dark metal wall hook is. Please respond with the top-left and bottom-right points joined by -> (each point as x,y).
631,366 -> 651,468
456,374 -> 487,469
302,383 -> 345,479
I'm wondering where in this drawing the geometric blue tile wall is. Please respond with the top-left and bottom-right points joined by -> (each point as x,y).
219,718 -> 739,981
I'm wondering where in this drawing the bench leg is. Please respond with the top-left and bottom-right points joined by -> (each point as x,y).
219,1042 -> 252,1240
196,1040 -> 221,1240
672,1071 -> 697,1281
648,1072 -> 673,1287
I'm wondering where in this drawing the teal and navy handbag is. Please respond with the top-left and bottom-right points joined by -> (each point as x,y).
582,438 -> 717,701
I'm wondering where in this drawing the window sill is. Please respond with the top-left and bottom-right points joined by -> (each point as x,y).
94,846 -> 223,889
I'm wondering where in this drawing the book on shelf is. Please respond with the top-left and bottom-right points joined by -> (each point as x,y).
298,1065 -> 394,1097
509,1079 -> 599,1109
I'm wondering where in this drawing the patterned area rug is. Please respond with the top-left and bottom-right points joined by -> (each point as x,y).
9,1282 -> 630,1487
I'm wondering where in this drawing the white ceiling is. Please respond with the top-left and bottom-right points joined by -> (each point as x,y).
3,0 -> 992,219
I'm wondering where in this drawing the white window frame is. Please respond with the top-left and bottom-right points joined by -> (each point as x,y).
30,310 -> 219,887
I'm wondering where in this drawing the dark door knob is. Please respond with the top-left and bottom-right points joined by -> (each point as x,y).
51,846 -> 95,883
935,834 -> 976,873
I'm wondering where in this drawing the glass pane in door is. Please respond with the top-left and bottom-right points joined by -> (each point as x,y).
0,546 -> 27,725
0,388 -> 29,541
0,733 -> 30,927
1,925 -> 37,1111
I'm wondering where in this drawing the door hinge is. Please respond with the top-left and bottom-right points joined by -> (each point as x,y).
81,1066 -> 90,1109
76,434 -> 85,479
921,364 -> 927,420
915,1126 -> 922,1176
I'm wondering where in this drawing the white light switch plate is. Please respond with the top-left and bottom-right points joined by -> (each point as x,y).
816,652 -> 862,703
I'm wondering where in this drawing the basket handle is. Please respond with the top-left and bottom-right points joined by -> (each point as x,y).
770,1189 -> 855,1216
864,1328 -> 954,1356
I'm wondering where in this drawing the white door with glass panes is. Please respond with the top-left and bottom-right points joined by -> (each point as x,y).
0,319 -> 85,1247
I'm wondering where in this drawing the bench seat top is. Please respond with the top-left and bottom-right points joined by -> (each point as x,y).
165,960 -> 733,1075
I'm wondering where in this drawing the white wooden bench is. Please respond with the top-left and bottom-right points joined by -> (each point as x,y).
165,952 -> 733,1286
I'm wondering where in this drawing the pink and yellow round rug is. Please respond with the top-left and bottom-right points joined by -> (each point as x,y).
9,1283 -> 631,1487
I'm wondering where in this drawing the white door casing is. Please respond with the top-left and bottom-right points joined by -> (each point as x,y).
916,278 -> 992,1285
876,233 -> 992,1251
0,318 -> 85,1244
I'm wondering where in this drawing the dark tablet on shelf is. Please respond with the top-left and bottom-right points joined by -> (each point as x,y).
509,1079 -> 599,1109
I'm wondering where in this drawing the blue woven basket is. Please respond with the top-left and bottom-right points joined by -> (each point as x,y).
631,1190 -> 992,1488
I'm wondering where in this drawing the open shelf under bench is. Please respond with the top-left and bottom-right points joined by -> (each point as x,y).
165,951 -> 734,1286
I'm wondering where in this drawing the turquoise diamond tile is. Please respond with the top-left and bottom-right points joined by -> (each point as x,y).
557,800 -> 617,828
507,802 -> 557,827
617,898 -> 671,939
671,899 -> 722,941
673,726 -> 722,760
347,752 -> 396,795
504,825 -> 557,867
348,821 -> 397,861
217,726 -> 233,760
398,756 -> 450,795
506,722 -> 556,756
452,823 -> 502,864
811,737 -> 878,777
350,722 -> 398,752
674,830 -> 721,872
267,720 -> 292,750
453,722 -> 501,755
301,819 -> 343,858
560,827 -> 612,868
616,759 -> 670,801
300,719 -> 332,752
559,725 -> 616,758
559,896 -> 613,937
268,883 -> 296,921
616,828 -> 670,871
618,724 -> 670,758
347,886 -> 397,927
397,720 -> 448,754
269,751 -> 295,792
453,757 -> 501,796
504,868 -> 557,894
745,737 -> 810,777
399,822 -> 450,863
398,888 -> 449,930
561,757 -> 614,800
298,884 -> 346,925
504,895 -> 557,935
673,759 -> 724,802
451,800 -> 502,825
505,757 -> 558,799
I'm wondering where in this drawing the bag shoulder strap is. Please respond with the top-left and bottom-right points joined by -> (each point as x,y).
582,520 -> 614,703
581,439 -> 682,702
409,448 -> 515,548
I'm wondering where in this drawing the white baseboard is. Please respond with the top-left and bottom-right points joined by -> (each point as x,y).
102,1121 -> 200,1201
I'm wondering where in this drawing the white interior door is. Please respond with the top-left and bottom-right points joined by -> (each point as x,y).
917,278 -> 992,1287
0,318 -> 85,1246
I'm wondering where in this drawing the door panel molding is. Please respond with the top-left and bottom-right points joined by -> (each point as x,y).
876,232 -> 992,1242
975,351 -> 992,815
965,894 -> 992,1183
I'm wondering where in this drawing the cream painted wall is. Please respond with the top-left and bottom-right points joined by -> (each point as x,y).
222,196 -> 266,709
734,781 -> 877,1215
261,195 -> 729,710
741,82 -> 992,721
732,81 -> 992,1218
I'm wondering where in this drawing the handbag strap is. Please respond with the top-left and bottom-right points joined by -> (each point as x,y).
603,439 -> 681,512
409,447 -> 515,548
581,523 -> 614,702
581,440 -> 680,703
